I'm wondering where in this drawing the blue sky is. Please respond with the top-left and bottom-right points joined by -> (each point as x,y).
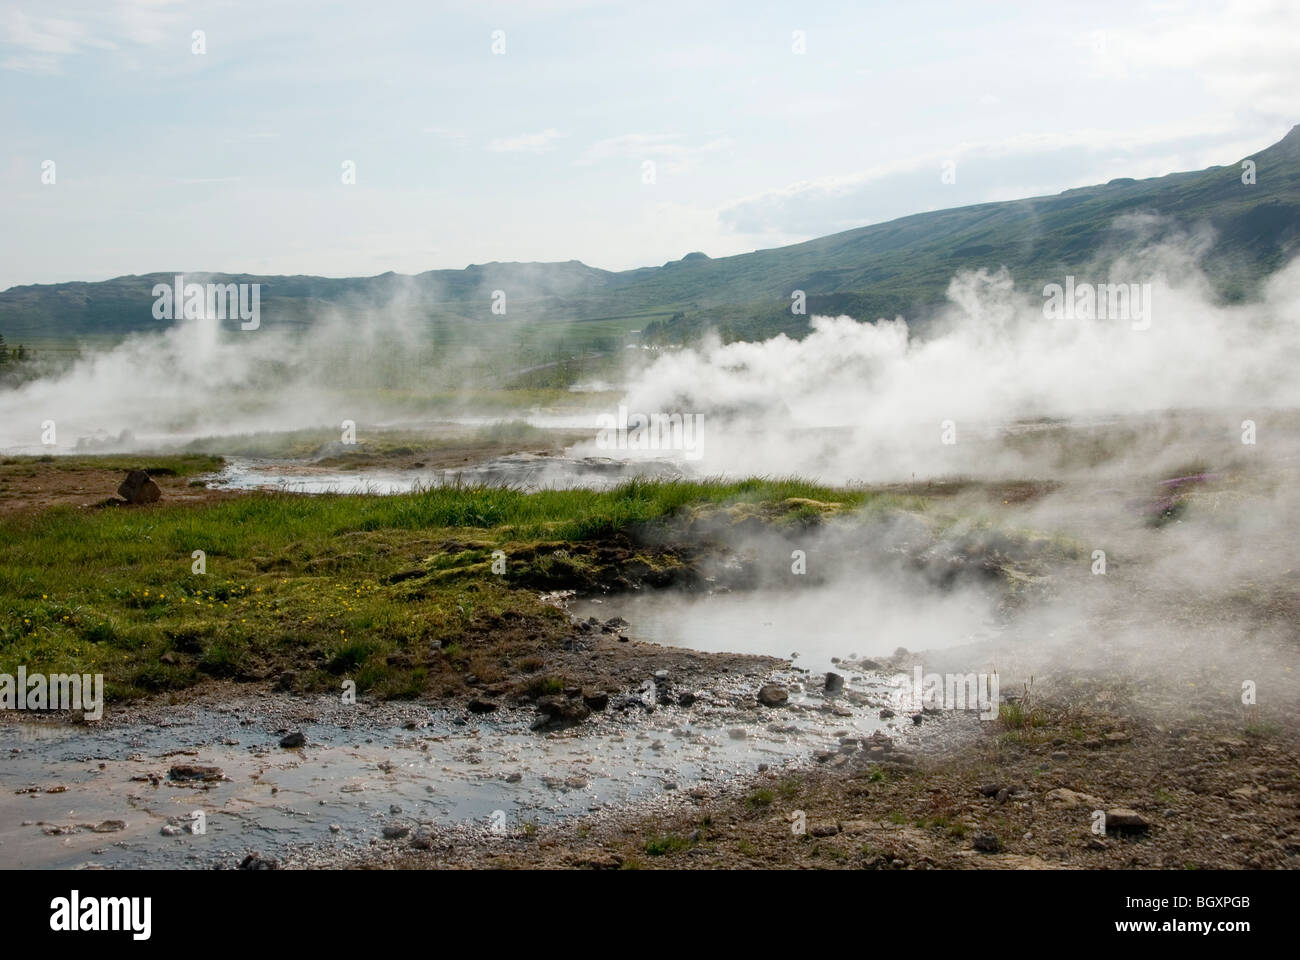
1,0 -> 1297,289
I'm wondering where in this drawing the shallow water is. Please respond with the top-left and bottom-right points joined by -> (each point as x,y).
0,662 -> 907,869
571,587 -> 1000,677
205,453 -> 688,495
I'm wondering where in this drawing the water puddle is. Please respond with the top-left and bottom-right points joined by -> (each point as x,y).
1,659 -> 911,869
572,587 -> 999,677
205,453 -> 688,495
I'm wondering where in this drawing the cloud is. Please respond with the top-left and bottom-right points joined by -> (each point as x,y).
486,127 -> 564,153
0,1 -> 184,74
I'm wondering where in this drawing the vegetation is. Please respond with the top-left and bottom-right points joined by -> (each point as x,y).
0,463 -> 882,703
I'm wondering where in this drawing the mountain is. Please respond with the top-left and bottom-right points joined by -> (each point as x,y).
3,126 -> 1298,348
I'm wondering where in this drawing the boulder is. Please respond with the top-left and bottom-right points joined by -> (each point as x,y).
531,696 -> 591,732
117,469 -> 161,505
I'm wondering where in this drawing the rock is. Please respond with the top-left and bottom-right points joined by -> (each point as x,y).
237,852 -> 280,870
1105,808 -> 1150,832
329,823 -> 341,833
879,708 -> 895,719
279,731 -> 306,748
756,684 -> 789,707
389,804 -> 402,814
978,783 -> 1005,797
274,671 -> 296,692
382,824 -> 411,839
996,788 -> 1009,804
1045,788 -> 1103,808
728,728 -> 748,740
653,670 -> 669,681
504,772 -> 523,783
117,469 -> 161,505
810,823 -> 840,838
160,824 -> 183,837
410,829 -> 434,850
168,764 -> 223,782
582,691 -> 609,711
531,696 -> 591,732
467,698 -> 498,714
911,713 -> 924,725
676,691 -> 697,708
91,820 -> 126,833
1051,750 -> 1069,761
973,833 -> 1001,853
824,671 -> 845,693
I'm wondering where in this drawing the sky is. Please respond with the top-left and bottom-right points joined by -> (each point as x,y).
1,0 -> 1298,291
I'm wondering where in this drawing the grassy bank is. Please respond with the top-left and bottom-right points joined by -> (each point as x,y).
0,466 -> 889,703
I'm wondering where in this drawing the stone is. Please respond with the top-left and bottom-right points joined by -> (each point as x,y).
1045,788 -> 1103,808
117,469 -> 161,505
756,684 -> 789,707
382,824 -> 411,839
237,852 -> 280,870
168,764 -> 223,782
531,696 -> 591,732
973,833 -> 1001,853
279,731 -> 306,748
824,671 -> 845,693
1105,808 -> 1150,832
467,698 -> 498,714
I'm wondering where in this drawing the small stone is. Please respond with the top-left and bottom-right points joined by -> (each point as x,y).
467,699 -> 497,714
382,824 -> 411,839
824,672 -> 845,693
237,852 -> 279,870
168,764 -> 223,782
1104,808 -> 1149,832
329,823 -> 341,833
756,684 -> 789,707
279,731 -> 306,749
973,833 -> 1001,852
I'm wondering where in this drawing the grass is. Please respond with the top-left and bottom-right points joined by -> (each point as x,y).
644,833 -> 692,856
0,466 -> 891,704
0,454 -> 222,477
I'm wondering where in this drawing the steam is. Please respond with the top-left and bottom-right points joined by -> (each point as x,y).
585,237 -> 1300,484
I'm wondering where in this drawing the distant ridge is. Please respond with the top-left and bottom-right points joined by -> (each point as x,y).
3,126 -> 1297,345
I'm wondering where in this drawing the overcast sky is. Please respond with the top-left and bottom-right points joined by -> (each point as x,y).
1,0 -> 1297,290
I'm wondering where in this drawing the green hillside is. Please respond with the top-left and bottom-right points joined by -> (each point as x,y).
3,126 -> 1297,349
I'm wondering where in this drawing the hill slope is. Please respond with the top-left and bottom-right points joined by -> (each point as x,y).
3,126 -> 1298,348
